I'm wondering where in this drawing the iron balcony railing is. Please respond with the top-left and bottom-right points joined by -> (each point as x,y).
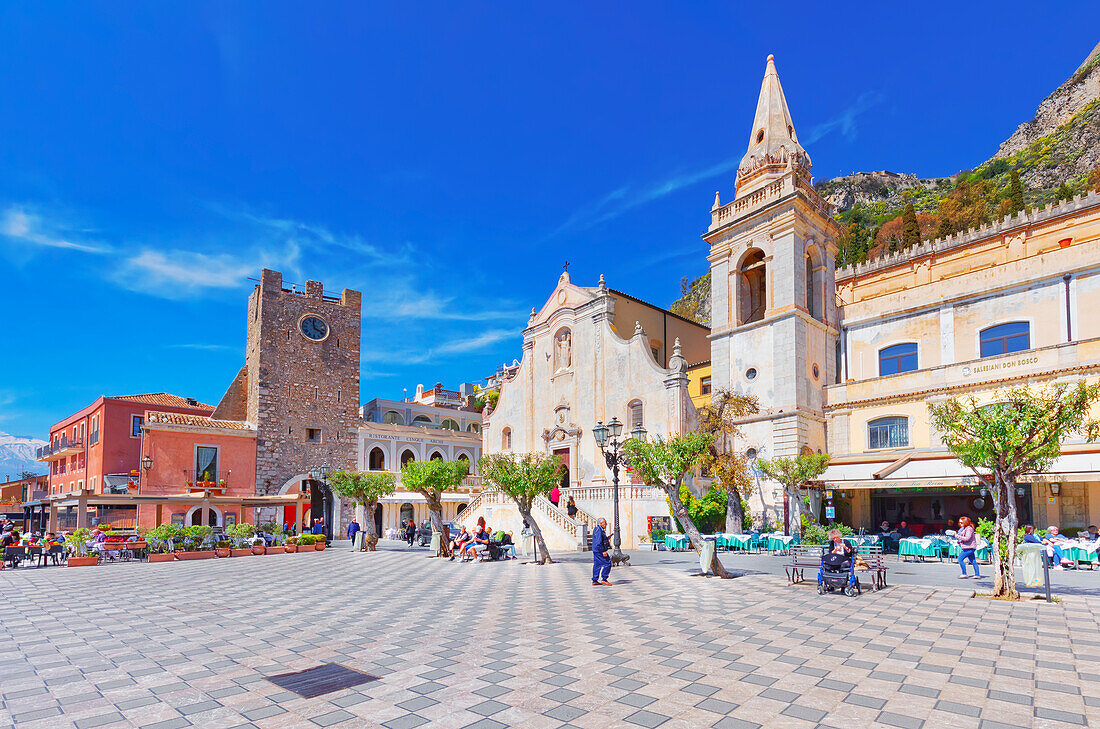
37,434 -> 84,461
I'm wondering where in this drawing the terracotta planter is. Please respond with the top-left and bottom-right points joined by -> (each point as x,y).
298,544 -> 316,552
266,546 -> 286,554
284,543 -> 298,553
149,553 -> 176,563
215,548 -> 231,558
230,548 -> 252,557
176,550 -> 215,560
315,542 -> 327,551
67,555 -> 99,567
251,545 -> 266,555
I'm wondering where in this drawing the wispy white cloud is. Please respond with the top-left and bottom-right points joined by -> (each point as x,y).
435,329 -> 514,354
802,92 -> 885,145
362,289 -> 525,322
112,246 -> 299,298
1,206 -> 111,254
555,157 -> 739,235
165,343 -> 239,352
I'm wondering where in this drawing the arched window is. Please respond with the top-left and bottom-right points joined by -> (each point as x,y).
879,343 -> 918,376
368,447 -> 385,471
466,422 -> 481,434
980,322 -> 1030,358
383,410 -> 404,425
868,416 -> 909,450
740,249 -> 767,324
440,419 -> 459,431
628,400 -> 644,430
502,427 -> 512,451
400,449 -> 416,466
430,451 -> 444,461
412,415 -> 433,427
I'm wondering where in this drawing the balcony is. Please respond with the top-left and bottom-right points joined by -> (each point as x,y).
37,435 -> 84,461
185,470 -> 230,493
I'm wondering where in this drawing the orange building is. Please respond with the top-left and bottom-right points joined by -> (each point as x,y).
37,393 -> 215,527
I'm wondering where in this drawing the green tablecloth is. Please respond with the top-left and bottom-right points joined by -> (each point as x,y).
1061,544 -> 1099,565
718,533 -> 754,551
948,542 -> 991,562
766,535 -> 796,552
899,538 -> 945,559
664,534 -> 690,550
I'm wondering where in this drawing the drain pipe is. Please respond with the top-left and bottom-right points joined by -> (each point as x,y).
1063,274 -> 1073,343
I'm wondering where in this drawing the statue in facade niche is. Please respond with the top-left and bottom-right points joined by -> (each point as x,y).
555,330 -> 571,371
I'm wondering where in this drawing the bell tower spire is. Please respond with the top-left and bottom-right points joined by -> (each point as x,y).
736,55 -> 812,199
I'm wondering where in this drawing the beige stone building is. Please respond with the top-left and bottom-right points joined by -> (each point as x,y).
706,55 -> 1100,534
472,271 -> 709,549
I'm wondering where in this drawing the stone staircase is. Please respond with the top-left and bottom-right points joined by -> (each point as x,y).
457,489 -> 592,552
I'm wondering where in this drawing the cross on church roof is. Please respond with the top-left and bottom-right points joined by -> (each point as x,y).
563,260 -> 570,272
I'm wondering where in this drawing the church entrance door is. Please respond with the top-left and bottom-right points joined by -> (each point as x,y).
553,448 -> 570,490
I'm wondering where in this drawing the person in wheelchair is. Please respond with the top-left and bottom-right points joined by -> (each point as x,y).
818,529 -> 860,596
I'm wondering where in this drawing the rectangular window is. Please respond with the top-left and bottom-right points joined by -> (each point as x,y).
306,428 -> 322,443
195,446 -> 218,482
868,417 -> 909,449
980,321 -> 1030,358
700,376 -> 712,395
131,415 -> 144,438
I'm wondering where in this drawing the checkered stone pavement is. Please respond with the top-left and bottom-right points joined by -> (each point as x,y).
2,546 -> 1100,729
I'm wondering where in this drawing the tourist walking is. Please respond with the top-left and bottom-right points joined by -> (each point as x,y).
591,518 -> 612,586
567,497 -> 578,519
549,485 -> 560,507
404,519 -> 416,546
956,516 -> 981,579
346,517 -> 360,547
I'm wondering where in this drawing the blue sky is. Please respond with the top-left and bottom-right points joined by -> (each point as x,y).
1,2 -> 1097,439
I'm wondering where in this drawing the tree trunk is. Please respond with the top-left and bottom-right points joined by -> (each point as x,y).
786,487 -> 803,536
519,506 -> 552,565
424,491 -> 450,557
667,482 -> 732,578
725,489 -> 744,533
991,471 -> 1020,599
361,500 -> 378,551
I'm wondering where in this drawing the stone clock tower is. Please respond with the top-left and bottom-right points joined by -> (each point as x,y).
705,56 -> 841,478
215,268 -> 361,529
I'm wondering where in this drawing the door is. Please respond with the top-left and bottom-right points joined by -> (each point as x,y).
553,448 -> 570,489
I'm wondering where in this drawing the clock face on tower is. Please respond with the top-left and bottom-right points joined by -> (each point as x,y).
299,315 -> 329,341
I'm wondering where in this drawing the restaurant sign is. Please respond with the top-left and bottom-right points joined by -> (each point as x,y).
826,477 -> 983,490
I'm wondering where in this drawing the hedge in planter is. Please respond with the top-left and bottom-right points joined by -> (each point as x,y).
66,527 -> 99,567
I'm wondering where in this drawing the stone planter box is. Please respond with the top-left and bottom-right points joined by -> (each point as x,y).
297,544 -> 316,552
251,545 -> 266,555
67,555 -> 99,567
176,551 -> 216,560
315,542 -> 327,551
215,548 -> 231,558
230,548 -> 252,557
266,546 -> 286,554
284,544 -> 298,553
149,553 -> 176,563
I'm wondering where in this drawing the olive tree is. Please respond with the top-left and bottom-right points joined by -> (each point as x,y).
622,431 -> 738,578
400,458 -> 470,556
929,382 -> 1100,599
328,469 -> 397,551
479,452 -> 562,565
755,453 -> 831,537
697,390 -> 759,532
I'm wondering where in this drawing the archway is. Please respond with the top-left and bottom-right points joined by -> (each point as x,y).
186,505 -> 222,527
740,249 -> 767,324
368,446 -> 385,470
307,479 -> 334,542
400,503 -> 414,525
430,451 -> 444,461
401,449 -> 416,466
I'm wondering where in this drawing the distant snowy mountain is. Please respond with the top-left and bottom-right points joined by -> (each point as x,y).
0,432 -> 47,479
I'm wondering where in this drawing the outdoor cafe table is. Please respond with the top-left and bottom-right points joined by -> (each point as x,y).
843,535 -> 882,548
1061,540 -> 1099,568
664,534 -> 691,550
717,533 -> 754,551
899,537 -> 949,561
765,534 -> 796,553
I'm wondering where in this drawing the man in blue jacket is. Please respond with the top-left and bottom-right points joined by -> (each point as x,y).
592,518 -> 612,586
346,518 -> 360,548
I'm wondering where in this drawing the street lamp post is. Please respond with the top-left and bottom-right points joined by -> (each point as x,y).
593,416 -> 647,567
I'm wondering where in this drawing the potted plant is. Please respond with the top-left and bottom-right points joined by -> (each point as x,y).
297,534 -> 316,552
226,523 -> 256,556
176,525 -> 215,559
67,527 -> 99,567
284,536 -> 298,553
266,523 -> 286,554
218,478 -> 227,487
314,533 -> 327,551
147,524 -> 180,562
215,539 -> 231,558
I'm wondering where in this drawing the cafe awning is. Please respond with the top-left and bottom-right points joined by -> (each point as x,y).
822,450 -> 1100,490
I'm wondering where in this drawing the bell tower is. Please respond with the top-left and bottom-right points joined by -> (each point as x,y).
705,55 -> 841,464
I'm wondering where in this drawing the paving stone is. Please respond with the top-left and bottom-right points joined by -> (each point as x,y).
876,711 -> 924,729
934,699 -> 981,717
624,709 -> 670,728
1033,706 -> 1086,725
383,716 -> 429,729
711,719 -> 761,729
